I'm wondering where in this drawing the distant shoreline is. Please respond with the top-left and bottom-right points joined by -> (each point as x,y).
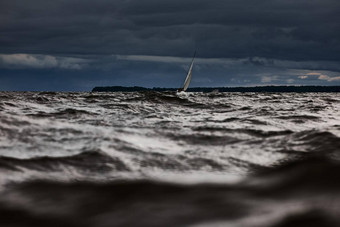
92,86 -> 340,93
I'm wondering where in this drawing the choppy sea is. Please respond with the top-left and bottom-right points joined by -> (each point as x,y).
0,91 -> 340,227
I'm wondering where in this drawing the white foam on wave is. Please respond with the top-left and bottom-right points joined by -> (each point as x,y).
1,91 -> 339,187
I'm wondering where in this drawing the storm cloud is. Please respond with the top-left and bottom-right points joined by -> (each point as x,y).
0,0 -> 339,91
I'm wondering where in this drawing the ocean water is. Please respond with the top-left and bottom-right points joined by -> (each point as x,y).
0,91 -> 340,227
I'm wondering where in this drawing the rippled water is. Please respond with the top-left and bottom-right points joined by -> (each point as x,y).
0,91 -> 340,226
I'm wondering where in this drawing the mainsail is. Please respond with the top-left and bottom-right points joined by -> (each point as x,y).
179,51 -> 196,92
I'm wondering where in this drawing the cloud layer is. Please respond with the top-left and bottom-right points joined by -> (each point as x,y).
0,54 -> 89,69
0,0 -> 339,90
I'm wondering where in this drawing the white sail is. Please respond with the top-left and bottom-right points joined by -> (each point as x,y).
183,61 -> 194,91
181,51 -> 196,92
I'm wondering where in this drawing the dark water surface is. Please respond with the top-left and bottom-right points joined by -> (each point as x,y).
0,91 -> 340,226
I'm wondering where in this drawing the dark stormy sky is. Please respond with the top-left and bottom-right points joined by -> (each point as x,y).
1,0 -> 340,91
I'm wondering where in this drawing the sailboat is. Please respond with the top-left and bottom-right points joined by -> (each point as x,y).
177,50 -> 196,93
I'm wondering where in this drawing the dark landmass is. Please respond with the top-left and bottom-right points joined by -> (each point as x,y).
92,86 -> 340,93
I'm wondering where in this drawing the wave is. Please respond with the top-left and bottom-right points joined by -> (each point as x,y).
0,94 -> 11,100
193,127 -> 293,138
35,96 -> 50,103
38,92 -> 58,96
28,108 -> 97,118
279,130 -> 340,154
270,210 -> 338,227
0,151 -> 129,173
121,92 -> 233,109
277,115 -> 320,122
1,155 -> 340,227
3,102 -> 16,107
